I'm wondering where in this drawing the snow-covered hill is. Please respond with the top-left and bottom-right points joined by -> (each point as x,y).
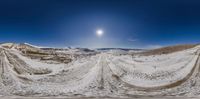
0,43 -> 200,98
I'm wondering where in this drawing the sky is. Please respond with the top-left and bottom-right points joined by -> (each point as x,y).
0,0 -> 200,48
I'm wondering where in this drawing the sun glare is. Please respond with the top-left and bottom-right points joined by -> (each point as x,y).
96,29 -> 104,37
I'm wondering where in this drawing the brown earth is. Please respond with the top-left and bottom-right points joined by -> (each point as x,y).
140,44 -> 198,56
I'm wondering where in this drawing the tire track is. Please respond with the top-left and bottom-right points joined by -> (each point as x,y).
107,49 -> 200,91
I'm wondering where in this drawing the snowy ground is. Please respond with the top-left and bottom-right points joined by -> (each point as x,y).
0,43 -> 200,98
0,96 -> 200,99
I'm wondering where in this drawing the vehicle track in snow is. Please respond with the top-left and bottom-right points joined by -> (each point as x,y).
106,49 -> 200,91
0,47 -> 200,97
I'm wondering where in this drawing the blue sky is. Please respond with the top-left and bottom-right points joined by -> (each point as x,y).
0,0 -> 200,48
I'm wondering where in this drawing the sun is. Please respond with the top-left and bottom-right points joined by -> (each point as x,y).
96,29 -> 104,37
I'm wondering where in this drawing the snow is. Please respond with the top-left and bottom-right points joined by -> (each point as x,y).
0,44 -> 200,97
11,50 -> 65,75
108,47 -> 198,87
24,43 -> 46,48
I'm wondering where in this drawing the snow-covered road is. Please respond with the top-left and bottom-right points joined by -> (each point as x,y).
0,46 -> 200,97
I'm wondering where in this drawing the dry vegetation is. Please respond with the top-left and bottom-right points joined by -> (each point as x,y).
140,44 -> 198,56
23,50 -> 73,64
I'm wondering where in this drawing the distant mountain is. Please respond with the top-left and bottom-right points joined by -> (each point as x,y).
0,42 -> 18,49
96,48 -> 144,51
